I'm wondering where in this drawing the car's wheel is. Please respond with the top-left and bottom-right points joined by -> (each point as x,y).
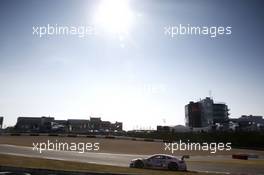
134,160 -> 144,168
168,162 -> 178,171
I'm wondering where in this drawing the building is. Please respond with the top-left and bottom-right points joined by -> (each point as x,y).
14,116 -> 123,133
101,121 -> 111,131
67,119 -> 90,133
157,125 -> 171,132
213,103 -> 229,123
90,117 -> 102,131
15,116 -> 54,132
88,118 -> 123,132
0,116 -> 3,129
185,102 -> 202,127
111,122 -> 123,131
185,97 -> 229,128
157,125 -> 191,133
230,115 -> 264,131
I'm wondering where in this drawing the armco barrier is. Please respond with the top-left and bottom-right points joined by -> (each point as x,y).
105,136 -> 115,139
115,136 -> 131,140
48,133 -> 59,137
248,154 -> 259,158
153,139 -> 163,142
143,138 -> 154,142
86,135 -> 96,138
232,154 -> 248,160
29,133 -> 39,136
10,133 -> 21,136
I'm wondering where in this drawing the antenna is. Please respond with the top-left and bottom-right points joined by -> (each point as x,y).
209,90 -> 212,99
162,118 -> 166,125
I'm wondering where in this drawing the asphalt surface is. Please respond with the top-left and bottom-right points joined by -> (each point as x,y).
0,144 -> 263,175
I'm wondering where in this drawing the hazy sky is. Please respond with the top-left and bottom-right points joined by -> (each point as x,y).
0,0 -> 263,130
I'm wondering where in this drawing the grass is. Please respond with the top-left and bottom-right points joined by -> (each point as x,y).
188,159 -> 264,166
0,154 -> 222,175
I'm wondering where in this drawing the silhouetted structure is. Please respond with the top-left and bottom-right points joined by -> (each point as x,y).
185,97 -> 229,128
185,102 -> 202,127
157,125 -> 190,133
14,116 -> 123,133
15,116 -> 54,132
67,119 -> 90,132
230,115 -> 264,131
0,116 -> 3,129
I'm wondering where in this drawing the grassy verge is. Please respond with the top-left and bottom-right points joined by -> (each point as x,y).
187,159 -> 264,166
0,154 -> 222,175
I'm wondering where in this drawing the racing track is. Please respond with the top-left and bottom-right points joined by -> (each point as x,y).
0,144 -> 263,175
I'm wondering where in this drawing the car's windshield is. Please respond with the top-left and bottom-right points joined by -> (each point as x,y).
147,155 -> 167,160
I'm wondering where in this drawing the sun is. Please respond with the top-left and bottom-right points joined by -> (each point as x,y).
94,0 -> 134,35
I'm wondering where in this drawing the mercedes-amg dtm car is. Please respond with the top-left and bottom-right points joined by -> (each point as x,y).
129,154 -> 188,171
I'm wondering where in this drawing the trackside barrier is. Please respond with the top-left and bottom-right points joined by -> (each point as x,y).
10,133 -> 21,136
86,135 -> 96,138
232,154 -> 259,160
105,136 -> 115,139
232,154 -> 248,160
29,133 -> 39,136
248,154 -> 259,158
143,138 -> 154,142
48,133 -> 59,137
114,136 -> 131,140
153,139 -> 163,142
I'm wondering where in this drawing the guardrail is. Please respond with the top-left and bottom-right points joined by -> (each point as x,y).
232,154 -> 259,160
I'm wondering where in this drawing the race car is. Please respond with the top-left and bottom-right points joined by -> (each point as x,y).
129,154 -> 188,171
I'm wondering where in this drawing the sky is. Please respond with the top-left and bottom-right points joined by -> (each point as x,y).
0,0 -> 264,130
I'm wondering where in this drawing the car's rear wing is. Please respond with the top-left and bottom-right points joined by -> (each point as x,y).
181,155 -> 190,161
